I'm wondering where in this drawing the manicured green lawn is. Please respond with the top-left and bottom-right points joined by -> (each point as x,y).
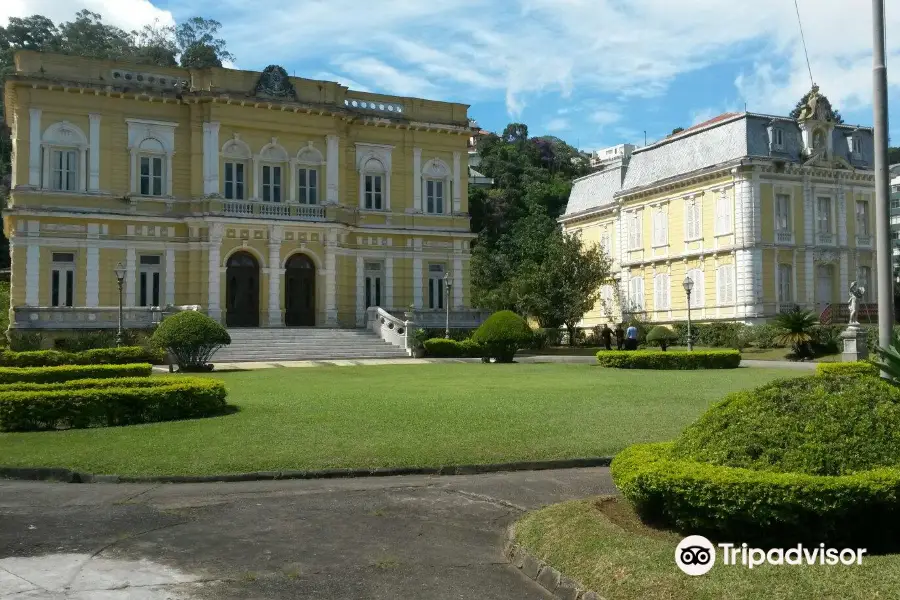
514,497 -> 900,600
0,364 -> 796,476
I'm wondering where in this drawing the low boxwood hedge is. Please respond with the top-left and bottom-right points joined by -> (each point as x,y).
0,376 -> 203,392
0,363 -> 152,384
0,346 -> 165,367
423,338 -> 483,358
596,350 -> 741,369
0,377 -> 228,431
611,441 -> 900,550
815,361 -> 879,378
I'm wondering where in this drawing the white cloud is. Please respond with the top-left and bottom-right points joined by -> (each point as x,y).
310,72 -> 371,93
590,109 -> 622,128
545,117 -> 570,132
1,0 -> 174,31
331,56 -> 437,98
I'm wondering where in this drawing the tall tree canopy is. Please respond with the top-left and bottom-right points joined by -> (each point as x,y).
468,123 -> 600,320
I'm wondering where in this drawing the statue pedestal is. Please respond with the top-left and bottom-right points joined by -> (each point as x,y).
841,325 -> 868,362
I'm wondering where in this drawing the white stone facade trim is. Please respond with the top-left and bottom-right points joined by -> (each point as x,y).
202,122 -> 220,196
88,114 -> 101,191
165,248 -> 175,306
28,108 -> 41,187
85,224 -> 100,307
453,151 -> 462,214
125,247 -> 136,307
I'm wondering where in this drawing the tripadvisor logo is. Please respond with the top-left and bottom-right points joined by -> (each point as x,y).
675,536 -> 867,576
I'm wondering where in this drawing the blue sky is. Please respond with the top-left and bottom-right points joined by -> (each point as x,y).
5,0 -> 900,151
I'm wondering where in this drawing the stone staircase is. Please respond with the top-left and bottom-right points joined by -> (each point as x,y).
212,328 -> 410,363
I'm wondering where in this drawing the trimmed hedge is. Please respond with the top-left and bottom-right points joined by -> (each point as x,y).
816,361 -> 879,378
646,325 -> 677,350
596,350 -> 741,369
0,346 -> 165,368
423,338 -> 484,358
0,376 -> 203,392
0,377 -> 228,431
151,311 -> 230,370
472,311 -> 532,363
0,363 -> 152,385
611,442 -> 900,550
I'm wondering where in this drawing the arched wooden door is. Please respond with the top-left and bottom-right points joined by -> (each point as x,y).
285,254 -> 316,326
225,252 -> 260,327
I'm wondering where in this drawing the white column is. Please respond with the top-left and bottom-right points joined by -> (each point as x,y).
125,248 -> 136,307
129,150 -> 138,194
289,159 -> 298,203
86,224 -> 100,307
88,114 -> 101,191
203,121 -> 220,196
356,254 -> 365,326
268,225 -> 283,326
79,147 -> 88,192
837,179 -> 847,247
452,151 -> 461,214
805,251 -> 815,307
165,248 -> 176,306
25,228 -> 40,306
207,226 -> 223,321
253,156 -> 261,200
325,229 -> 338,325
385,257 -> 394,309
839,252 -> 849,305
413,241 -> 423,309
28,108 -> 41,187
413,147 -> 422,212
453,254 -> 463,308
165,153 -> 174,197
326,134 -> 339,205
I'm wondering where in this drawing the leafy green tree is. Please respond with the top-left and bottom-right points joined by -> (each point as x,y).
671,127 -> 685,135
889,147 -> 900,164
56,10 -> 134,61
516,231 -> 612,343
174,17 -> 233,68
130,19 -> 178,67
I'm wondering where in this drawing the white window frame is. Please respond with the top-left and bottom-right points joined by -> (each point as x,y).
297,167 -> 319,205
126,119 -> 176,197
857,266 -> 872,302
261,164 -> 283,203
600,229 -> 612,256
138,255 -> 162,308
654,273 -> 670,311
357,144 -> 393,211
685,268 -> 704,308
427,263 -> 446,310
49,148 -> 79,192
775,193 -> 792,233
627,211 -> 643,250
425,178 -> 445,215
816,196 -> 834,234
856,200 -> 870,236
628,275 -> 645,311
223,160 -> 247,200
715,190 -> 732,236
138,154 -> 165,197
777,264 -> 793,304
256,139 -> 289,203
652,208 -> 668,248
716,264 -> 735,306
221,135 -> 252,201
852,136 -> 862,156
684,197 -> 702,241
773,127 -> 784,150
40,121 -> 88,193
364,261 -> 384,308
50,252 -> 76,308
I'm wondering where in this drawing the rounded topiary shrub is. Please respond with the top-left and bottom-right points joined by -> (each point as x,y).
672,374 -> 900,476
645,325 -> 678,351
151,310 -> 231,371
472,310 -> 532,363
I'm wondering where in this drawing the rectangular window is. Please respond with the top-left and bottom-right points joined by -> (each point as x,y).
600,230 -> 611,255
686,270 -> 703,308
298,168 -> 318,204
817,197 -> 833,233
715,192 -> 732,235
654,274 -> 670,311
224,162 -> 245,200
717,265 -> 735,305
51,149 -> 77,191
365,262 -> 383,308
776,194 -> 792,231
858,266 -> 871,301
852,137 -> 862,154
652,210 -> 667,247
778,264 -> 793,304
365,174 -> 384,210
50,252 -> 75,307
685,200 -> 701,240
773,127 -> 784,148
856,201 -> 870,236
627,212 -> 642,250
428,264 -> 445,309
138,255 -> 161,307
426,180 -> 444,214
262,165 -> 282,202
139,155 -> 164,196
892,198 -> 900,210
628,276 -> 644,311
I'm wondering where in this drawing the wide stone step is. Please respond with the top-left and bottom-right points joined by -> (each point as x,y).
213,327 -> 410,361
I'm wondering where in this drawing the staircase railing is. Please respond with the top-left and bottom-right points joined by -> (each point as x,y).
366,307 -> 412,355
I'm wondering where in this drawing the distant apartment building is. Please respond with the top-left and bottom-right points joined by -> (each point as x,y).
589,144 -> 635,172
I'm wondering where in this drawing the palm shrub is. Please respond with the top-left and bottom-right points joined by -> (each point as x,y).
874,333 -> 900,381
472,310 -> 532,363
646,325 -> 677,351
772,306 -> 817,358
151,311 -> 231,371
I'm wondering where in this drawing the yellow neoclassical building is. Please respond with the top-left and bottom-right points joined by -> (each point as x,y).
3,51 -> 477,333
562,88 -> 877,326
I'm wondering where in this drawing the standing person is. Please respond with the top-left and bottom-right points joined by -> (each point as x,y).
625,323 -> 639,350
601,324 -> 613,351
614,324 -> 625,351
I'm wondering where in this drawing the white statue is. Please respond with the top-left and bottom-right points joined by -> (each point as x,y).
848,281 -> 865,325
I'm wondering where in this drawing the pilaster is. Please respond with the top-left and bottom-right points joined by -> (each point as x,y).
208,224 -> 224,321
202,121 -> 220,196
453,251 -> 463,309
165,248 -> 176,306
452,151 -> 461,213
413,239 -> 423,309
413,147 -> 422,212
28,108 -> 41,187
25,221 -> 40,306
356,254 -> 365,326
385,256 -> 394,310
268,225 -> 283,326
125,248 -> 136,307
86,224 -> 100,307
88,114 -> 101,191
325,229 -> 338,325
326,135 -> 339,205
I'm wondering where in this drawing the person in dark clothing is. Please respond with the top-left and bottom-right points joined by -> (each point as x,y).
601,324 -> 613,351
614,324 -> 625,350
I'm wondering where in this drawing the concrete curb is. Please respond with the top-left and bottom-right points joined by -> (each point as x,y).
505,524 -> 600,600
0,456 -> 612,484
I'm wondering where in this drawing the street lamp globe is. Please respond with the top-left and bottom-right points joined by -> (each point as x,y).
682,275 -> 694,294
114,262 -> 126,283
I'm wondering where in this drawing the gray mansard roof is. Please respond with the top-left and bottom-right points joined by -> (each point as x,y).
563,112 -> 874,219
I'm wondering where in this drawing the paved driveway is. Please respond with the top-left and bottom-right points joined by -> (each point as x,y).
0,468 -> 615,599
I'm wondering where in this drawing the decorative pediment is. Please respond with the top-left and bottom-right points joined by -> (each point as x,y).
254,65 -> 297,100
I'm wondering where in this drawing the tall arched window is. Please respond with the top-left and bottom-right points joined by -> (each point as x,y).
361,157 -> 386,210
126,118 -> 176,197
295,143 -> 324,205
422,158 -> 450,215
256,139 -> 288,203
136,138 -> 166,196
41,122 -> 88,192
221,135 -> 252,201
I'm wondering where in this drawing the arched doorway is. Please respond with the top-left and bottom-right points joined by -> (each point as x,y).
285,254 -> 316,326
225,252 -> 260,327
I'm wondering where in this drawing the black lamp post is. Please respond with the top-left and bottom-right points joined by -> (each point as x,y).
114,262 -> 126,347
443,272 -> 453,339
682,275 -> 694,351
